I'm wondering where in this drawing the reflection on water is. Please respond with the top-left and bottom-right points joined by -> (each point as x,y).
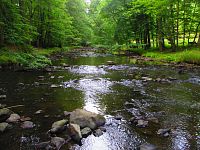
0,51 -> 200,150
70,65 -> 107,75
64,78 -> 112,114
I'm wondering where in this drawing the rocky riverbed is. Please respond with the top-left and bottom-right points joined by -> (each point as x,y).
0,50 -> 200,150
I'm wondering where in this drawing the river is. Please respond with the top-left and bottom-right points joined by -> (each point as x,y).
0,50 -> 200,150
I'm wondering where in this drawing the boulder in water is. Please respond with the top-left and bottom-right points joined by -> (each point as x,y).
81,127 -> 92,138
21,121 -> 35,129
157,128 -> 171,137
50,119 -> 68,133
70,109 -> 106,130
6,113 -> 20,123
0,95 -> 6,99
68,123 -> 82,143
93,129 -> 103,137
51,137 -> 65,150
0,108 -> 12,122
0,122 -> 11,132
137,120 -> 148,128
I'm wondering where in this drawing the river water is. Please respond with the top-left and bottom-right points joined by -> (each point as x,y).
0,50 -> 200,150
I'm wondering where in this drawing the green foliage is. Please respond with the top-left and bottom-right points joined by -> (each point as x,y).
0,48 -> 52,68
143,48 -> 200,64
180,50 -> 200,64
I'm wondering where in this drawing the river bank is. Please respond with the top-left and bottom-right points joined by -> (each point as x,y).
109,46 -> 200,65
0,46 -> 71,70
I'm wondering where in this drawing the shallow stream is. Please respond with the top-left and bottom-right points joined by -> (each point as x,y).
0,51 -> 200,150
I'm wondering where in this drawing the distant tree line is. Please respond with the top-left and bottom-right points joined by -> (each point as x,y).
89,0 -> 200,50
0,0 -> 91,48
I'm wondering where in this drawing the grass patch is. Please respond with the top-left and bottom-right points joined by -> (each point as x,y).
0,46 -> 70,69
143,48 -> 200,64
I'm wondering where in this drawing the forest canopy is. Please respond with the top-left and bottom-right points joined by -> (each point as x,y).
0,0 -> 199,50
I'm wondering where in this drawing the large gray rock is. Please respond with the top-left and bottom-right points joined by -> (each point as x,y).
70,109 -> 106,130
6,113 -> 20,123
0,122 -> 11,132
0,108 -> 12,122
50,119 -> 68,133
68,123 -> 82,143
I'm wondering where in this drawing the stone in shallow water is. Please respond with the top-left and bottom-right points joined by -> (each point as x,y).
0,108 -> 12,122
137,120 -> 148,128
51,137 -> 65,150
6,113 -> 20,123
0,95 -> 6,99
81,127 -> 92,138
70,109 -> 106,130
52,120 -> 68,128
0,104 -> 6,109
93,129 -> 103,137
34,110 -> 44,114
35,141 -> 50,149
99,126 -> 107,132
68,123 -> 82,143
0,122 -> 11,132
50,119 -> 68,133
157,128 -> 171,137
20,116 -> 31,122
147,117 -> 159,124
114,115 -> 123,120
140,143 -> 157,150
21,121 -> 35,129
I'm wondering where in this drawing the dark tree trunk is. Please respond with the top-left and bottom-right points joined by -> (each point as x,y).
157,17 -> 164,51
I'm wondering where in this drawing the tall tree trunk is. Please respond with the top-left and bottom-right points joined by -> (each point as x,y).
157,17 -> 164,51
197,33 -> 200,47
193,23 -> 200,43
183,0 -> 186,46
176,0 -> 179,47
